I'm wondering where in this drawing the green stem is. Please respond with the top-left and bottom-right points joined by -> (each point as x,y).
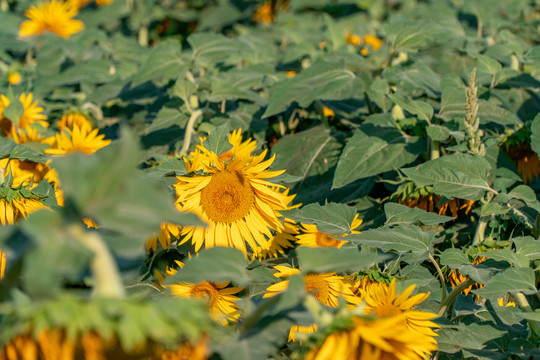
472,217 -> 487,246
70,225 -> 125,298
138,25 -> 149,47
178,109 -> 202,157
438,278 -> 474,317
430,138 -> 440,160
315,100 -> 329,128
428,253 -> 447,303
516,292 -> 540,339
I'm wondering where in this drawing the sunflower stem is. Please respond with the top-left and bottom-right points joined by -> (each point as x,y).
515,292 -> 540,339
69,225 -> 125,298
178,109 -> 202,157
437,278 -> 474,318
428,253 -> 447,302
471,217 -> 487,246
315,100 -> 329,128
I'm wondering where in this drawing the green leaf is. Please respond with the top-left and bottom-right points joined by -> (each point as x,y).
385,21 -> 436,52
387,94 -> 433,122
474,268 -> 537,298
384,202 -> 454,226
507,185 -> 540,212
530,113 -> 540,157
164,247 -> 250,286
440,248 -> 497,284
132,39 -> 184,87
281,202 -> 357,235
477,249 -> 530,268
172,71 -> 197,103
188,33 -> 247,64
263,59 -> 360,118
202,123 -> 233,156
344,225 -> 435,257
426,125 -> 451,142
2,97 -> 24,126
469,52 -> 502,76
10,144 -> 49,163
144,158 -> 187,179
401,154 -> 493,201
514,236 -> 540,261
333,122 -> 423,188
297,247 -> 384,273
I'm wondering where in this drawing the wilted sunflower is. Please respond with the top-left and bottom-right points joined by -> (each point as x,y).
304,313 -> 438,360
0,93 -> 48,135
360,278 -> 440,337
297,214 -> 362,248
45,122 -> 111,156
19,0 -> 84,39
174,130 -> 294,256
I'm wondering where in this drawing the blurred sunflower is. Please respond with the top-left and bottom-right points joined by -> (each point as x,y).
0,195 -> 46,226
0,249 -> 6,279
45,122 -> 111,156
252,218 -> 298,260
8,72 -> 21,86
145,222 -> 182,251
506,142 -> 540,184
448,256 -> 486,296
253,1 -> 274,24
0,158 -> 50,188
57,112 -> 92,131
288,324 -> 318,342
297,214 -> 362,248
304,313 -> 438,360
361,278 -> 440,337
19,0 -> 84,39
174,130 -> 294,256
0,93 -> 48,135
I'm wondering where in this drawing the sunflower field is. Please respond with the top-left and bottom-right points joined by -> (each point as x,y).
0,0 -> 539,359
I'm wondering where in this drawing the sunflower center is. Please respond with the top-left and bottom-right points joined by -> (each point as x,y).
200,170 -> 255,223
315,232 -> 343,248
190,281 -> 219,306
304,274 -> 330,305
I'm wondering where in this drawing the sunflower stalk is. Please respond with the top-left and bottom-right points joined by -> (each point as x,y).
428,253 -> 447,302
178,109 -> 202,157
515,292 -> 540,339
437,278 -> 474,317
464,68 -> 485,156
69,224 -> 125,298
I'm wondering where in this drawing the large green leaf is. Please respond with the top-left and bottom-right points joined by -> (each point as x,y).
263,59 -> 361,118
474,268 -> 537,298
132,39 -> 184,87
344,224 -> 436,257
530,113 -> 540,157
202,123 -> 233,156
281,202 -> 357,235
384,203 -> 454,226
297,247 -> 384,273
401,154 -> 493,201
387,94 -> 434,122
514,236 -> 540,261
440,248 -> 498,284
333,123 -> 423,188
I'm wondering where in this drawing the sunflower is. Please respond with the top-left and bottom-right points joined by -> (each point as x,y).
448,256 -> 485,296
45,122 -> 111,156
363,34 -> 383,51
146,222 -> 182,251
0,158 -> 50,188
174,130 -> 294,256
0,93 -> 48,136
497,297 -> 516,307
288,324 -> 318,343
0,249 -> 6,279
168,280 -> 243,325
252,218 -> 298,260
82,217 -> 99,229
346,31 -> 362,46
253,1 -> 274,24
57,112 -> 92,131
263,265 -> 360,308
19,0 -> 84,39
304,313 -> 438,360
8,72 -> 21,86
297,214 -> 362,248
152,335 -> 208,360
360,278 -> 439,337
10,125 -> 49,144
0,194 -> 47,226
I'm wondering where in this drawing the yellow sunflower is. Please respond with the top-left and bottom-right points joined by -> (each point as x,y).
152,335 -> 208,360
57,112 -> 92,132
0,158 -> 50,188
253,1 -> 274,24
45,122 -> 111,156
82,217 -> 99,229
0,249 -> 6,279
263,265 -> 360,308
145,222 -> 182,251
297,214 -> 362,248
174,130 -> 294,256
252,217 -> 298,260
8,72 -> 21,86
288,324 -> 318,343
0,93 -> 48,136
19,0 -> 84,39
168,279 -> 243,325
360,278 -> 439,337
448,256 -> 485,296
10,126 -> 49,145
0,195 -> 47,226
304,313 -> 438,360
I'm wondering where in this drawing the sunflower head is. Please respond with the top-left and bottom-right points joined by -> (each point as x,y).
19,0 -> 84,39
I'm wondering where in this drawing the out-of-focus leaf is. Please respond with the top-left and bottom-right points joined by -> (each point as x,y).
132,39 -> 184,87
388,94 -> 434,122
530,113 -> 540,156
297,247 -> 384,273
2,98 -> 24,126
426,125 -> 451,141
401,154 -> 493,201
281,202 -> 357,235
384,203 -> 454,226
469,52 -> 502,76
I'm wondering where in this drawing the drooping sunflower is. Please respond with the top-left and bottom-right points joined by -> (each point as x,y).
360,278 -> 440,337
304,313 -> 438,360
448,256 -> 485,296
263,265 -> 360,308
145,222 -> 182,251
288,324 -> 318,343
168,280 -> 243,325
45,122 -> 111,156
0,93 -> 48,135
252,217 -> 298,260
174,130 -> 294,256
19,0 -> 84,39
0,195 -> 46,226
297,214 -> 362,248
